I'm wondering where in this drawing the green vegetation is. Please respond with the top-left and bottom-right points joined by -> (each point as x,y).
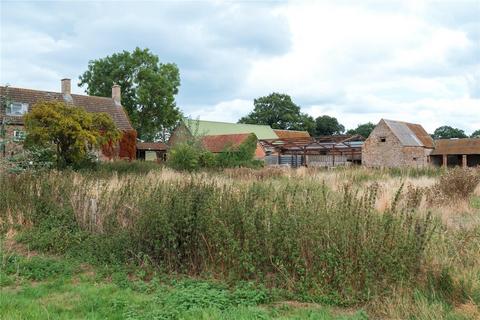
346,123 -> 375,138
0,249 -> 367,319
238,93 -> 315,135
1,167 -> 479,319
167,133 -> 263,171
24,101 -> 120,168
79,47 -> 181,141
433,126 -> 468,139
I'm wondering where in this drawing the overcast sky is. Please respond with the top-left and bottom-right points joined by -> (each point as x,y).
1,0 -> 479,133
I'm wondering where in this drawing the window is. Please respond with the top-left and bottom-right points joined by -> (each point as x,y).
379,137 -> 386,142
7,102 -> 28,116
13,130 -> 26,142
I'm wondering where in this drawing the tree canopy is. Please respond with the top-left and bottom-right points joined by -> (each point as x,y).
78,47 -> 181,142
315,115 -> 345,136
470,130 -> 480,138
346,122 -> 376,138
238,93 -> 315,135
432,126 -> 468,139
24,101 -> 120,167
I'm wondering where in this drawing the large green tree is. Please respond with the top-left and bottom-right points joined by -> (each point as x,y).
24,101 -> 120,167
470,130 -> 480,138
315,115 -> 345,136
432,126 -> 467,139
238,93 -> 315,135
79,47 -> 181,141
346,122 -> 375,138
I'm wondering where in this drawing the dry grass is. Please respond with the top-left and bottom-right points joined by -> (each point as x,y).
2,166 -> 479,319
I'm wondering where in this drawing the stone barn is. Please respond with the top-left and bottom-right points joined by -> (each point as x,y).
362,119 -> 434,168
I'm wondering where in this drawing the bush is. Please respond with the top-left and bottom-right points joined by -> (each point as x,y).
166,143 -> 200,171
2,171 -> 436,304
91,160 -> 162,175
428,167 -> 480,203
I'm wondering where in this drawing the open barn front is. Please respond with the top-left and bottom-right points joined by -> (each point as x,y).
260,135 -> 364,168
430,138 -> 480,168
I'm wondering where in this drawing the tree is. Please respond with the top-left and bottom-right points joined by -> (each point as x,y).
432,126 -> 467,139
470,130 -> 480,138
315,115 -> 345,136
78,47 -> 181,141
346,122 -> 376,138
24,101 -> 120,167
238,93 -> 315,135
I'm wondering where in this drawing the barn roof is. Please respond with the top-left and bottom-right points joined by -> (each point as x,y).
274,129 -> 310,139
184,119 -> 278,140
431,138 -> 480,155
201,133 -> 255,153
0,86 -> 133,130
136,142 -> 168,151
383,119 -> 434,148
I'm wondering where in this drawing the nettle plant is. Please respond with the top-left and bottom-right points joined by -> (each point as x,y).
0,85 -> 12,160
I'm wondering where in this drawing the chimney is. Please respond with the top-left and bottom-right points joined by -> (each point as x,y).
61,78 -> 71,95
112,84 -> 121,104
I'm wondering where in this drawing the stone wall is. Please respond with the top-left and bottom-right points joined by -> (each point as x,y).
362,120 -> 431,167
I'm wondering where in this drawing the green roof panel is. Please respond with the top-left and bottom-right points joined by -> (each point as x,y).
184,119 -> 278,140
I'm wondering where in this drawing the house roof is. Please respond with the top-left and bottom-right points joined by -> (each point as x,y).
273,129 -> 310,139
430,138 -> 480,155
184,119 -> 278,140
136,142 -> 168,151
0,86 -> 133,130
383,119 -> 434,148
201,133 -> 254,153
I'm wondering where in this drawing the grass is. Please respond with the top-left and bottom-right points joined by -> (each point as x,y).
0,250 -> 368,320
1,166 -> 479,319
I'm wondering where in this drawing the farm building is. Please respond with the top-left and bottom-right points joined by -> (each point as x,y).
273,129 -> 310,139
168,119 -> 279,158
261,135 -> 364,167
0,79 -> 135,160
362,119 -> 434,168
136,142 -> 168,162
200,133 -> 266,158
430,138 -> 480,167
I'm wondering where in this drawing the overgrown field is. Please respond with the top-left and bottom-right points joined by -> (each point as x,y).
1,165 -> 479,319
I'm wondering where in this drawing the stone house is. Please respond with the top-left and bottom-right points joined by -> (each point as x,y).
0,79 -> 134,159
362,119 -> 434,167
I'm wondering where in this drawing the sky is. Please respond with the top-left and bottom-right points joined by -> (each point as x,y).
1,0 -> 479,134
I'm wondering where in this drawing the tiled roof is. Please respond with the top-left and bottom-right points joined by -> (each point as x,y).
201,133 -> 253,153
0,86 -> 133,130
383,119 -> 433,148
136,142 -> 168,151
184,119 -> 278,140
431,138 -> 480,155
274,129 -> 310,139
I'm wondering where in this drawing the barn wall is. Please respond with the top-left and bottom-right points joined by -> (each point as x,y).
362,120 -> 431,167
362,120 -> 404,167
168,124 -> 192,146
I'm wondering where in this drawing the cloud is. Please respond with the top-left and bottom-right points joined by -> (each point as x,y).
1,0 -> 478,134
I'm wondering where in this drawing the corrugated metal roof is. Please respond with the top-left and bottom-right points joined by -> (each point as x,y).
383,119 -> 433,148
185,119 -> 278,140
431,138 -> 480,155
274,129 -> 310,139
201,133 -> 252,153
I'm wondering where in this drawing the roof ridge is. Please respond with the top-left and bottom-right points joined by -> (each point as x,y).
186,118 -> 271,127
0,85 -> 114,101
